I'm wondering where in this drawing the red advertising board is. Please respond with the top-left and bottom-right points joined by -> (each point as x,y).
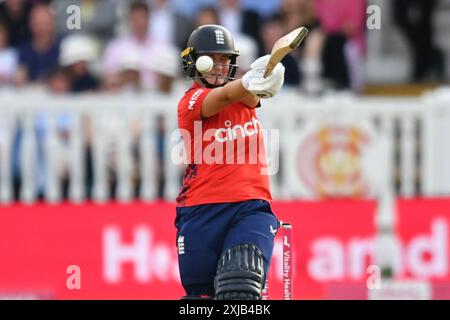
0,202 -> 183,299
396,199 -> 450,290
270,200 -> 376,299
0,199 -> 449,299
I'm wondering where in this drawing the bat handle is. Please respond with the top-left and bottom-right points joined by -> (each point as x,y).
263,62 -> 275,79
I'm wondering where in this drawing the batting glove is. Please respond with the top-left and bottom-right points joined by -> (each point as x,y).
242,55 -> 285,99
242,55 -> 270,89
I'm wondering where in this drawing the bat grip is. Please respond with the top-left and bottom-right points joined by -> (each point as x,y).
263,62 -> 275,79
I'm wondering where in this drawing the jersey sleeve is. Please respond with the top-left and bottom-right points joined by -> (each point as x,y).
178,88 -> 211,126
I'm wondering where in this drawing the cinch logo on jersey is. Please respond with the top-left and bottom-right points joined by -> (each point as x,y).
188,89 -> 204,110
214,118 -> 262,143
174,119 -> 280,175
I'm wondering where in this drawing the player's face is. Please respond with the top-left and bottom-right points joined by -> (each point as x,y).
203,54 -> 231,86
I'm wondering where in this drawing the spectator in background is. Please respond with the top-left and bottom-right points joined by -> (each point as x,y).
313,0 -> 366,92
101,49 -> 143,94
194,6 -> 257,77
37,68 -> 73,199
279,0 -> 324,94
233,33 -> 257,77
15,3 -> 60,86
0,20 -> 19,87
193,5 -> 219,28
102,1 -> 178,93
101,73 -> 123,93
149,44 -> 180,93
117,49 -> 143,93
52,0 -> 118,46
28,0 -> 52,5
147,0 -> 193,51
218,0 -> 263,52
46,67 -> 71,94
59,34 -> 99,93
279,0 -> 308,47
218,0 -> 259,76
0,0 -> 32,47
260,15 -> 301,87
96,50 -> 149,199
278,0 -> 322,57
393,0 -> 445,83
11,67 -> 73,201
240,0 -> 280,18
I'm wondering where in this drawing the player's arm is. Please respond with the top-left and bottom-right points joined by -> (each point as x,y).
200,79 -> 251,118
201,56 -> 284,118
240,93 -> 260,109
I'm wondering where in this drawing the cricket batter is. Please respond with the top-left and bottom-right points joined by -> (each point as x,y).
176,24 -> 285,300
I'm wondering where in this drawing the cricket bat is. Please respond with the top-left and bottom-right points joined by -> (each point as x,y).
263,27 -> 309,78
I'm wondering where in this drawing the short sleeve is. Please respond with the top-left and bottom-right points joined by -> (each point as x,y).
178,87 -> 211,126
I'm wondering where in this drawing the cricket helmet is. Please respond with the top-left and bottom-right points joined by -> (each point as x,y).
181,24 -> 239,87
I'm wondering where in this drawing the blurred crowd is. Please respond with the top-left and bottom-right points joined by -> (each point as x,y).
392,0 -> 446,83
0,0 -> 372,96
2,0 -> 447,202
